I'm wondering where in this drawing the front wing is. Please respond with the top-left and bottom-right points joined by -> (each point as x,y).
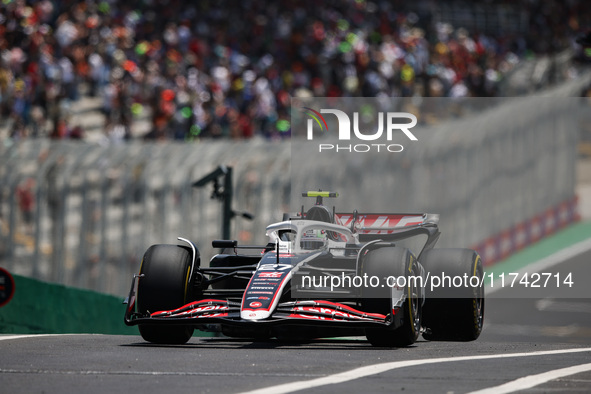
124,279 -> 395,329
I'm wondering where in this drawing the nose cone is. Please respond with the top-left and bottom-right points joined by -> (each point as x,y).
241,309 -> 272,320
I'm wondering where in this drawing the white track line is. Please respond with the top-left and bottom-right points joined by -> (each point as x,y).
467,362 -> 591,394
0,334 -> 77,341
486,237 -> 591,295
239,347 -> 591,394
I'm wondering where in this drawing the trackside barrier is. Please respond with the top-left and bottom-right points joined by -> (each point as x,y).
0,75 -> 589,298
474,196 -> 580,266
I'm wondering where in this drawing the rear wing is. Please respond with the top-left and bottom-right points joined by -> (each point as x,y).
335,213 -> 439,234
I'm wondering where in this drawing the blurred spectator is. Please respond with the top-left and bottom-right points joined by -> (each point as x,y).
0,0 -> 589,142
16,177 -> 35,234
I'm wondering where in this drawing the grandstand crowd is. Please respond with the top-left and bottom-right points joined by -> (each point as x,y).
0,0 -> 589,142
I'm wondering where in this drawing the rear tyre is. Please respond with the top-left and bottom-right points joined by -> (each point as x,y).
137,244 -> 195,344
421,248 -> 484,341
361,247 -> 421,347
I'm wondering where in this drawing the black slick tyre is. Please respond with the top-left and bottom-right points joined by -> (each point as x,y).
137,244 -> 195,344
420,248 -> 484,341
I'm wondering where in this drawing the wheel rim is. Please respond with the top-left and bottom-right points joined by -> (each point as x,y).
474,265 -> 484,331
409,267 -> 421,334
475,297 -> 483,329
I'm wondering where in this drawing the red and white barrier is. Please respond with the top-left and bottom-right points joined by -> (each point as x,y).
473,196 -> 580,267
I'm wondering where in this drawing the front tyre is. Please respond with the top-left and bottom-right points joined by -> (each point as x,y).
361,247 -> 421,347
137,244 -> 195,344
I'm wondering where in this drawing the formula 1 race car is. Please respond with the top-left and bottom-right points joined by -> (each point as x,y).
124,191 -> 484,347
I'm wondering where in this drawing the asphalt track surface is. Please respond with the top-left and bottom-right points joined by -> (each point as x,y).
2,245 -> 591,393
